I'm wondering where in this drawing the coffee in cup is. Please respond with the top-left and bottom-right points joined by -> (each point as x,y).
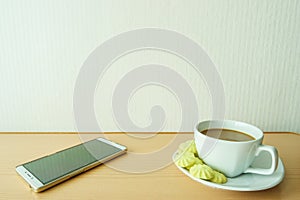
201,128 -> 255,142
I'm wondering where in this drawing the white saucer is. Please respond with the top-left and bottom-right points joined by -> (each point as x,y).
173,151 -> 285,191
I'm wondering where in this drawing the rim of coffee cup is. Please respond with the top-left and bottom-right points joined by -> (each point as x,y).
194,119 -> 264,143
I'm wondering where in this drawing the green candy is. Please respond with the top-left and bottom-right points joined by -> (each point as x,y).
186,157 -> 203,170
175,152 -> 196,168
190,164 -> 215,180
210,171 -> 227,184
176,140 -> 227,184
178,140 -> 197,155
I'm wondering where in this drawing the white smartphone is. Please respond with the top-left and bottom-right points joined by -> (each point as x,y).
16,137 -> 127,192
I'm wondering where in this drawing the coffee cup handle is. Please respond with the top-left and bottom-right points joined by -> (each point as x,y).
244,145 -> 278,175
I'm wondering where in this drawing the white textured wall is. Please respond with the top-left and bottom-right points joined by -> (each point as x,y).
0,0 -> 299,132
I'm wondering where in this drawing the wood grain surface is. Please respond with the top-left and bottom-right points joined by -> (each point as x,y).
0,133 -> 298,200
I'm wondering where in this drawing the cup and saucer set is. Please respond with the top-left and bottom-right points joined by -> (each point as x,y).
173,120 -> 285,191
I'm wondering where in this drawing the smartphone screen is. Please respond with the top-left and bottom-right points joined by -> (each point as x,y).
17,138 -> 126,190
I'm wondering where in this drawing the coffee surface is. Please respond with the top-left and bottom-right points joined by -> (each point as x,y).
201,128 -> 255,142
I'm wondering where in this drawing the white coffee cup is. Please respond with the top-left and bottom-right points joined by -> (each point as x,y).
194,120 -> 278,178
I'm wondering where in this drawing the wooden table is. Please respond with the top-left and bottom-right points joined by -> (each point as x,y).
0,133 -> 299,200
